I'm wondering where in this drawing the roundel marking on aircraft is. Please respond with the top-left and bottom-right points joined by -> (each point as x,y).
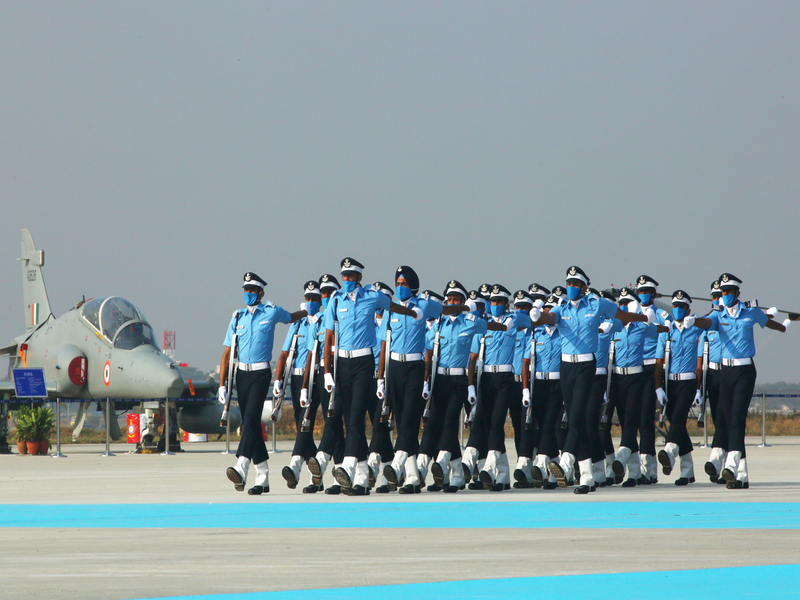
103,361 -> 111,387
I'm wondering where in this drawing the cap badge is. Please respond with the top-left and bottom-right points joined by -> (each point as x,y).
639,276 -> 646,285
569,266 -> 577,276
481,284 -> 488,292
722,274 -> 729,282
307,283 -> 315,291
322,274 -> 329,282
516,291 -> 524,299
244,273 -> 252,282
449,280 -> 456,287
677,291 -> 684,299
343,258 -> 351,268
493,285 -> 500,294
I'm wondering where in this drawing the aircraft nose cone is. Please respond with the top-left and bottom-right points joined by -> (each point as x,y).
166,370 -> 184,398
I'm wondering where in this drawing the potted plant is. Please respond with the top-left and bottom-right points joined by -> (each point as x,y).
13,406 -> 34,455
31,406 -> 54,455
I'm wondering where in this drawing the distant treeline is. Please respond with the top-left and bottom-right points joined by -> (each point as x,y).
754,382 -> 800,394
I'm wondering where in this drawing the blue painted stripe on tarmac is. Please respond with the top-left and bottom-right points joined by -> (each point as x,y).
2,502 -> 800,529
128,564 -> 800,600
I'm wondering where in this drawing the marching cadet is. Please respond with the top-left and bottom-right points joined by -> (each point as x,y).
368,281 -> 398,493
524,293 -> 564,489
532,267 -> 649,494
220,272 -> 307,495
475,284 -> 529,491
608,287 -> 662,487
635,275 -> 671,484
702,280 -> 728,484
301,274 -> 343,494
700,273 -> 789,489
274,280 -> 320,489
597,290 -> 623,485
655,290 -> 707,485
510,290 -> 536,488
323,259 -> 429,496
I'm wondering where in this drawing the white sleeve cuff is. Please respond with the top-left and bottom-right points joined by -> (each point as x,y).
412,307 -> 424,321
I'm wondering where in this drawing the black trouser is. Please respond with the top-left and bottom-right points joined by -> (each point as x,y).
533,378 -> 562,459
433,373 -> 468,459
561,359 -> 597,461
481,371 -> 516,453
706,368 -> 726,450
600,374 -> 617,456
665,378 -> 696,456
387,359 -> 426,455
613,371 -> 645,453
588,374 -> 607,464
317,370 -> 345,465
235,368 -> 271,464
290,373 -> 319,460
367,372 -> 395,462
418,383 -> 439,461
338,354 -> 375,462
508,380 -> 525,454
517,380 -> 537,460
465,376 -> 490,459
638,363 -> 657,456
719,363 -> 757,455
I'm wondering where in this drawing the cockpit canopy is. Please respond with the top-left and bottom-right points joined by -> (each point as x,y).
80,297 -> 158,350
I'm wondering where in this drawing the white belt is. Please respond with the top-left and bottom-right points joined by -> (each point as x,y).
562,353 -> 594,363
722,358 -> 753,367
390,352 -> 424,362
615,366 -> 643,375
437,367 -> 466,376
338,348 -> 372,358
292,368 -> 305,376
514,374 -> 522,383
484,364 -> 513,373
238,361 -> 270,372
596,367 -> 607,376
708,362 -> 720,371
643,359 -> 657,366
669,372 -> 696,381
535,371 -> 560,380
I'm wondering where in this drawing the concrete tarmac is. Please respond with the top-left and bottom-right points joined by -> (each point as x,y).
1,435 -> 799,600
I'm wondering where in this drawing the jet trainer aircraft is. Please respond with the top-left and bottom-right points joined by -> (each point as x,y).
0,230 -> 240,453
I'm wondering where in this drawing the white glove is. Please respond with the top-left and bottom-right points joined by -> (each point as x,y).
217,385 -> 228,405
299,388 -> 309,408
422,381 -> 431,400
664,319 -> 674,332
783,319 -> 792,330
598,322 -> 612,334
529,307 -> 541,322
376,379 -> 385,399
655,387 -> 667,407
467,385 -> 477,405
521,388 -> 531,407
766,306 -> 779,318
533,299 -> 544,310
692,390 -> 703,408
683,315 -> 696,328
628,299 -> 640,314
603,392 -> 609,405
465,299 -> 477,312
324,372 -> 335,392
272,379 -> 283,398
300,302 -> 309,313
645,308 -> 656,325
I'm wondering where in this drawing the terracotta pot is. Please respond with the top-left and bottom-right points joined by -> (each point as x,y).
26,441 -> 40,455
17,441 -> 28,455
38,440 -> 50,455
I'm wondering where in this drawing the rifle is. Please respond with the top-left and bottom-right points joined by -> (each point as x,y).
327,297 -> 340,418
525,330 -> 535,430
600,339 -> 616,429
220,311 -> 241,427
697,339 -> 709,427
659,338 -> 671,427
301,335 -> 319,433
272,321 -> 300,421
379,306 -> 393,423
422,317 -> 441,426
465,334 -> 486,428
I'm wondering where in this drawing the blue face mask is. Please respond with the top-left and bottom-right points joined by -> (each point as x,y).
672,307 -> 687,321
490,304 -> 505,318
396,286 -> 412,301
321,297 -> 330,310
619,304 -> 628,313
343,280 -> 357,293
244,292 -> 259,306
638,293 -> 653,305
306,301 -> 320,315
722,294 -> 737,307
566,286 -> 582,301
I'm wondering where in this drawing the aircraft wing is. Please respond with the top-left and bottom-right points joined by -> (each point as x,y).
0,343 -> 18,357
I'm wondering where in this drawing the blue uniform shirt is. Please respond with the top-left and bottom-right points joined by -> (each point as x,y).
706,304 -> 769,359
429,313 -> 488,369
280,318 -> 310,370
597,319 -> 623,369
373,317 -> 384,370
613,321 -> 658,368
324,286 -> 391,351
656,323 -> 704,374
642,306 -> 671,360
224,302 -> 292,364
381,295 -> 443,355
550,296 -> 619,355
471,311 -> 517,366
513,327 -> 531,375
698,329 -> 722,364
524,326 -> 562,373
304,312 -> 326,364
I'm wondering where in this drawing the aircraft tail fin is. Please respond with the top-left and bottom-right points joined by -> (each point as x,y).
20,229 -> 53,332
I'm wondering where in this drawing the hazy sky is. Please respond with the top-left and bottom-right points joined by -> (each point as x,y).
1,2 -> 798,382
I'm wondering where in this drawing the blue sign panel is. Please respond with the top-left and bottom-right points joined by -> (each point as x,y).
13,368 -> 48,398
